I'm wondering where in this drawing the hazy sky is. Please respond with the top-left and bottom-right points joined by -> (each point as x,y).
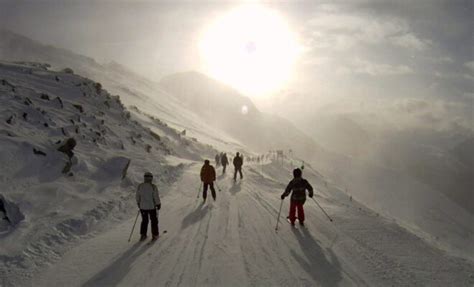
0,0 -> 472,121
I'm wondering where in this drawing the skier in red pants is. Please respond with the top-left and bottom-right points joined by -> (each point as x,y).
281,168 -> 314,226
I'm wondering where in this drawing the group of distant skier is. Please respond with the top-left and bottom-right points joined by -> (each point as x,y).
213,152 -> 243,181
135,151 -> 313,242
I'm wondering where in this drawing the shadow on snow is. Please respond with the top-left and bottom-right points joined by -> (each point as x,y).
82,242 -> 151,287
180,203 -> 209,230
229,181 -> 241,195
290,227 -> 343,286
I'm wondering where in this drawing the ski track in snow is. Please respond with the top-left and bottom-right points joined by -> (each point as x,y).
29,165 -> 474,287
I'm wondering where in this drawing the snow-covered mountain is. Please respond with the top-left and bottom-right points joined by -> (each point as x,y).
0,61 -> 219,283
160,71 -> 329,159
1,29 -> 473,286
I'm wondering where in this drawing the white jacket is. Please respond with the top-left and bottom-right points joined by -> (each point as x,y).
136,182 -> 160,210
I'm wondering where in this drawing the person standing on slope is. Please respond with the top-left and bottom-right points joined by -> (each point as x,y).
200,160 -> 217,202
233,152 -> 244,181
136,172 -> 161,241
281,168 -> 314,227
220,153 -> 229,174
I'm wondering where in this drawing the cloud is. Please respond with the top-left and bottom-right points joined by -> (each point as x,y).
390,33 -> 431,51
341,59 -> 413,76
305,9 -> 429,52
464,61 -> 474,73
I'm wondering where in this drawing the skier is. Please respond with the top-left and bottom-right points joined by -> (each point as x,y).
280,168 -> 314,227
220,153 -> 229,174
200,160 -> 217,201
215,153 -> 220,167
233,152 -> 243,181
136,172 -> 161,241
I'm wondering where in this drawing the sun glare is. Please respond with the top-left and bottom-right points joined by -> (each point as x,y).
199,5 -> 300,98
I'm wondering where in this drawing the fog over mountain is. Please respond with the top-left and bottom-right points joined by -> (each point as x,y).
0,1 -> 472,286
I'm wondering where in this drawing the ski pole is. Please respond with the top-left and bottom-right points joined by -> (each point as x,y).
311,197 -> 333,222
197,183 -> 202,199
128,210 -> 140,242
215,182 -> 221,192
275,199 -> 284,232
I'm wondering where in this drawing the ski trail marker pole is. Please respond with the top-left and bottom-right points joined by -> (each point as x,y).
128,210 -> 140,242
275,199 -> 284,232
311,197 -> 333,222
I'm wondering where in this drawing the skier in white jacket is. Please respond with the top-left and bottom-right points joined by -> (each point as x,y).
136,172 -> 161,241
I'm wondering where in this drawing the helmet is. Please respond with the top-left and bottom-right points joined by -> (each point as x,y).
204,159 -> 210,164
144,172 -> 153,178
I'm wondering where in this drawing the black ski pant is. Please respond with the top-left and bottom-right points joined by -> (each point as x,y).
222,164 -> 227,174
140,209 -> 159,236
203,182 -> 216,200
233,167 -> 243,180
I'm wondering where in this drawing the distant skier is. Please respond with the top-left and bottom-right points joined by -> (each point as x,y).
200,160 -> 217,201
215,153 -> 220,167
281,168 -> 313,227
136,172 -> 161,241
221,153 -> 229,174
233,152 -> 243,181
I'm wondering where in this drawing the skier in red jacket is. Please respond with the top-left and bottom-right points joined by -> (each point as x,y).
281,168 -> 314,226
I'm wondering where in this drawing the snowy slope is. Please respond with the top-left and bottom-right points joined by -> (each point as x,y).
0,61 -> 217,284
26,161 -> 474,287
0,29 -> 248,153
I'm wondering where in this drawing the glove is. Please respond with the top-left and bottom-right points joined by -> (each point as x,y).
156,204 -> 161,210
309,193 -> 313,198
281,194 -> 285,200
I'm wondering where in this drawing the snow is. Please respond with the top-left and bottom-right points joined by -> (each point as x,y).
0,61 -> 215,285
28,165 -> 474,287
0,39 -> 473,286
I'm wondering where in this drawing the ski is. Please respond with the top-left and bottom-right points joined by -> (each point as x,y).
286,217 -> 306,229
146,230 -> 167,245
286,217 -> 297,229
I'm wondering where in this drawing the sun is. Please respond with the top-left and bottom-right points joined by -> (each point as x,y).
199,5 -> 300,98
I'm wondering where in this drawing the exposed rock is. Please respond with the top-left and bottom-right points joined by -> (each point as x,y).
0,194 -> 25,227
57,138 -> 76,160
95,82 -> 102,94
24,97 -> 33,106
6,115 -> 15,124
150,130 -> 161,141
61,67 -> 74,74
40,93 -> 50,100
54,96 -> 64,108
33,148 -> 46,156
145,144 -> 152,153
73,104 -> 84,113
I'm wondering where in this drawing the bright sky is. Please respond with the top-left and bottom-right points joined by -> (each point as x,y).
0,0 -> 472,126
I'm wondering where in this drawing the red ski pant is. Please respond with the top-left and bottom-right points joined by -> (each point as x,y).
289,200 -> 305,223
